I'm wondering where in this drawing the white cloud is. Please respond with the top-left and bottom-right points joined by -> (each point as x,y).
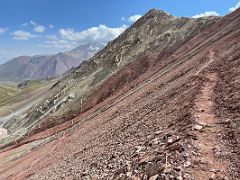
59,24 -> 128,44
30,20 -> 45,33
39,24 -> 128,49
121,14 -> 142,23
34,25 -> 45,33
49,24 -> 54,29
29,20 -> 37,26
21,22 -> 28,27
22,21 -> 52,32
128,15 -> 142,22
0,49 -> 6,53
39,39 -> 78,49
121,17 -> 126,21
192,11 -> 219,18
229,1 -> 240,12
12,30 -> 38,40
46,35 -> 58,40
0,27 -> 8,34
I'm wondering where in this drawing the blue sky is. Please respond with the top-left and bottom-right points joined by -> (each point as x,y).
0,0 -> 239,64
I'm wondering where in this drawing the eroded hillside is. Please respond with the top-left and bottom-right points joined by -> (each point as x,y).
0,9 -> 219,147
0,8 -> 240,180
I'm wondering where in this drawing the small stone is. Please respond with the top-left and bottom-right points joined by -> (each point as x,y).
126,171 -> 132,177
210,169 -> 216,172
149,174 -> 158,180
173,166 -> 181,172
65,176 -> 74,180
213,145 -> 221,153
146,163 -> 164,177
177,176 -> 183,180
115,167 -> 126,174
131,176 -> 141,180
90,175 -> 98,180
166,143 -> 184,152
147,134 -> 154,139
191,134 -> 198,140
152,138 -> 160,145
184,173 -> 191,179
155,131 -> 162,135
209,173 -> 216,180
184,161 -> 191,168
138,155 -> 154,165
135,146 -> 145,153
167,138 -> 173,144
163,164 -> 172,174
119,173 -> 127,179
193,124 -> 203,131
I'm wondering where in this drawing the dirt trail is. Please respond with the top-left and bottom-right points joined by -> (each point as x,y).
196,49 -> 214,75
192,72 -> 229,179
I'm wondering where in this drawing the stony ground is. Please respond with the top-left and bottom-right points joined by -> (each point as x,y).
0,9 -> 240,180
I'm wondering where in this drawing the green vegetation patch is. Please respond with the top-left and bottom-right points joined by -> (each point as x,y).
0,84 -> 20,104
0,80 -> 49,107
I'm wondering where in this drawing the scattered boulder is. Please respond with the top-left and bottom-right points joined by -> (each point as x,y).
17,80 -> 29,88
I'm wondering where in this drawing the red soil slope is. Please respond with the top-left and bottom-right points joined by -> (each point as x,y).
0,9 -> 240,180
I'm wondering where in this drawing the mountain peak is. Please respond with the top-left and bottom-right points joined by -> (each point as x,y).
145,9 -> 174,19
67,42 -> 105,58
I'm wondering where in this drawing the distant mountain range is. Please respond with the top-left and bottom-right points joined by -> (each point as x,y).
0,42 -> 104,81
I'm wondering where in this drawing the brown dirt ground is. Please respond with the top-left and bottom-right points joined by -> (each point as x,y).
0,9 -> 240,180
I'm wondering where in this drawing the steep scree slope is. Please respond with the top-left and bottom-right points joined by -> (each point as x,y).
1,9 -> 219,142
0,9 -> 240,180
